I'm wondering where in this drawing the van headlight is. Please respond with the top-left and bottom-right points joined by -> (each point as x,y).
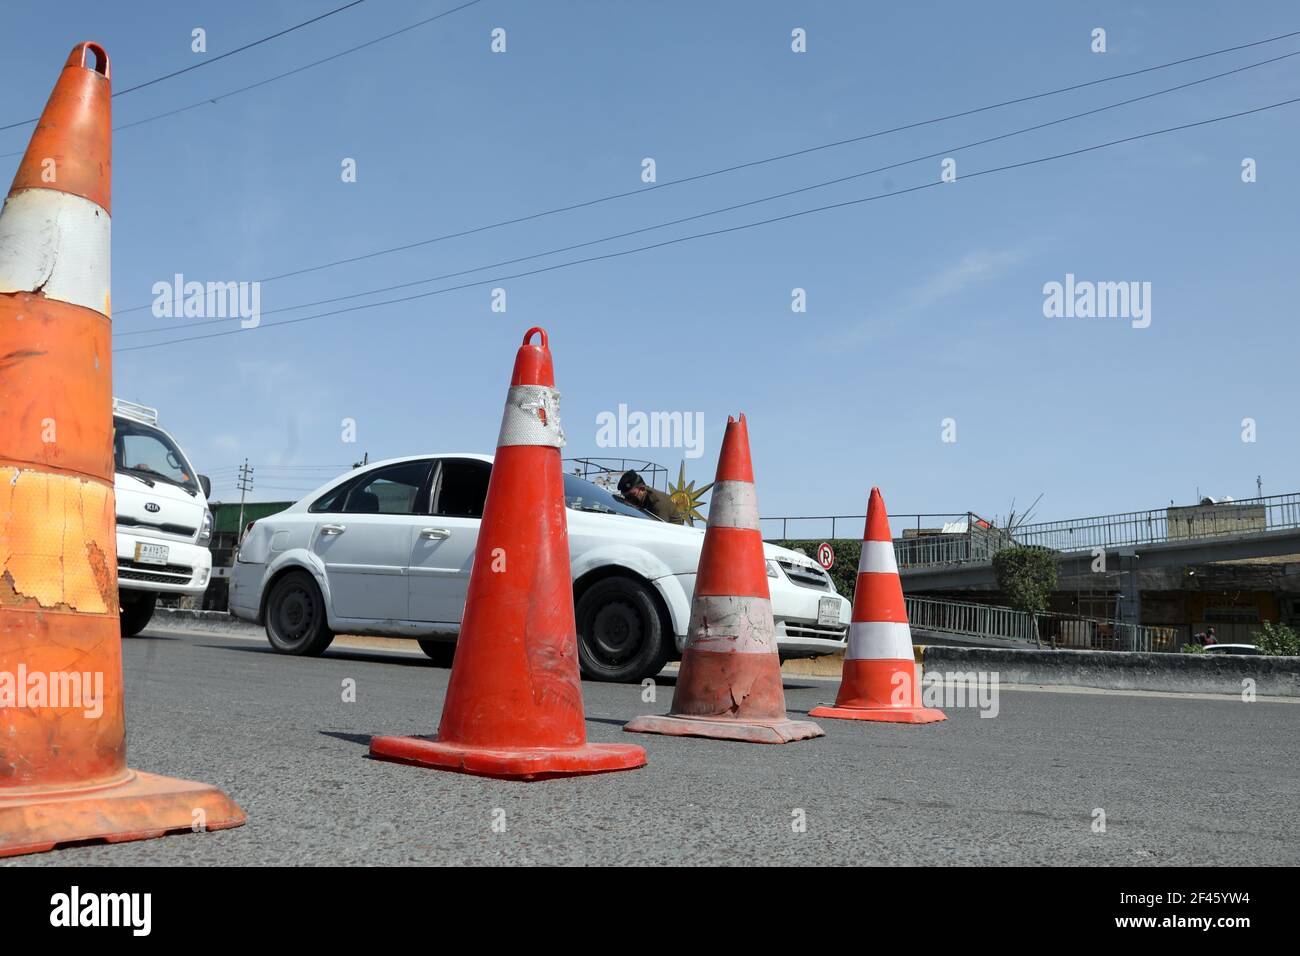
766,560 -> 781,579
197,508 -> 213,546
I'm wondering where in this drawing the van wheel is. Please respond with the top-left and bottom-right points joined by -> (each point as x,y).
575,577 -> 670,683
120,592 -> 157,637
265,571 -> 334,656
417,640 -> 456,667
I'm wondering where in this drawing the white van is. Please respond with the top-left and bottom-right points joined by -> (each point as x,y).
112,398 -> 214,635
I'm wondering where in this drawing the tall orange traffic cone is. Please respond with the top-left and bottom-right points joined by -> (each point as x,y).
0,44 -> 245,857
624,415 -> 823,744
810,488 -> 946,724
369,328 -> 647,780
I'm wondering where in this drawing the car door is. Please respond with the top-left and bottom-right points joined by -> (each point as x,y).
408,458 -> 489,624
310,459 -> 433,622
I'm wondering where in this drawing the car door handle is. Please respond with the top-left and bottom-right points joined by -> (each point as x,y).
319,524 -> 347,536
420,527 -> 451,540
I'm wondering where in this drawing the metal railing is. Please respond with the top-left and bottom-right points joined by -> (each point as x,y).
894,531 -> 1006,568
997,493 -> 1300,553
564,457 -> 669,491
904,596 -> 1180,652
761,512 -> 981,542
766,493 -> 1300,569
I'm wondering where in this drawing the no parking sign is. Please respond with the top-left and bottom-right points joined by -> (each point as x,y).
816,542 -> 834,570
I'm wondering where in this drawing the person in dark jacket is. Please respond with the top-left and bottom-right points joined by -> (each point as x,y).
617,470 -> 684,524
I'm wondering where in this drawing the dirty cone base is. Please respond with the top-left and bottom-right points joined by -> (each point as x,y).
623,713 -> 825,744
369,734 -> 647,781
0,770 -> 247,859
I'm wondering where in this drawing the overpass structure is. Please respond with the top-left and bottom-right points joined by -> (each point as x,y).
893,492 -> 1300,588
766,493 -> 1300,645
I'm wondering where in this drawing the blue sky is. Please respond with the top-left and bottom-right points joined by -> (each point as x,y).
2,0 -> 1297,530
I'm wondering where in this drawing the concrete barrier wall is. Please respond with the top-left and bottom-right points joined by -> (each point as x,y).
920,645 -> 1300,697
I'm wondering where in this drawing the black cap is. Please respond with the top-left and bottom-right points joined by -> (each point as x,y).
617,470 -> 643,494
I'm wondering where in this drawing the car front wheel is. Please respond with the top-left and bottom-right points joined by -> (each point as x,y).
265,571 -> 334,656
575,576 -> 670,683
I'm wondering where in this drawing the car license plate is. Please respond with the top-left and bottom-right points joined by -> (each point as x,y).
134,542 -> 169,566
817,596 -> 840,627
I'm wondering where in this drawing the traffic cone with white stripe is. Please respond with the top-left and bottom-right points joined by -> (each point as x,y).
1,44 -> 246,857
624,415 -> 824,744
810,488 -> 946,724
369,328 -> 647,779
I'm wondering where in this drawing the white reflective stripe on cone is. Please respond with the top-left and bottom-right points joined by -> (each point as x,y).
706,480 -> 760,531
0,189 -> 111,317
857,540 -> 899,575
846,620 -> 913,660
496,384 -> 565,448
686,594 -> 776,653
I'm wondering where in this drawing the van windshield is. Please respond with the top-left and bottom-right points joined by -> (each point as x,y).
113,416 -> 199,494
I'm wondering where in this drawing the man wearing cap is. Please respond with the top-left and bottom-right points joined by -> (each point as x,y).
618,470 -> 685,524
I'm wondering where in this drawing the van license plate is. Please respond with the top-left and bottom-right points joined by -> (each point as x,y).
134,542 -> 169,566
817,596 -> 840,627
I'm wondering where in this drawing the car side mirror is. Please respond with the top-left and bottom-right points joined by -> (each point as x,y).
198,474 -> 212,498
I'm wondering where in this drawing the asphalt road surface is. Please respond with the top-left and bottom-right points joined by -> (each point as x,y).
7,626 -> 1298,866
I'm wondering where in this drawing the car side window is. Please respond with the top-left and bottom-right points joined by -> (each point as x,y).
433,459 -> 491,519
310,482 -> 352,513
341,461 -> 431,515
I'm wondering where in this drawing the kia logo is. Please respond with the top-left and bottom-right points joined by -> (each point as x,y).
145,502 -> 161,513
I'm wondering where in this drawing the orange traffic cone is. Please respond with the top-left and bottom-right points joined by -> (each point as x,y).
810,488 -> 946,724
625,415 -> 824,744
370,328 -> 647,780
0,44 -> 246,858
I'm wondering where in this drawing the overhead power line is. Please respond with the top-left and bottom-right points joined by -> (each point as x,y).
0,0 -> 485,153
117,48 -> 1300,340
0,0 -> 370,132
113,94 -> 1300,355
99,24 -> 1300,316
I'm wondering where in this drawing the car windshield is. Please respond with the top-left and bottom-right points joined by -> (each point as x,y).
113,416 -> 199,494
563,474 -> 654,520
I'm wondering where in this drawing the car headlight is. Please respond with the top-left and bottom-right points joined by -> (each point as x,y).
766,559 -> 781,579
197,508 -> 213,546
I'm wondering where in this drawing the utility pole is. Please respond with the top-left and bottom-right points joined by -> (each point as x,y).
1257,475 -> 1263,499
236,459 -> 254,545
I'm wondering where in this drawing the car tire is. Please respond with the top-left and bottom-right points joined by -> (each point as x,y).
417,639 -> 456,667
120,591 -> 157,638
575,576 -> 670,683
265,571 -> 335,656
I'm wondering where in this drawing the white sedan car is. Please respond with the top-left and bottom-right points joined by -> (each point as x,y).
229,454 -> 850,682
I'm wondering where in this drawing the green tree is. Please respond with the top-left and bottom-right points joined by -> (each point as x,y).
992,546 -> 1059,648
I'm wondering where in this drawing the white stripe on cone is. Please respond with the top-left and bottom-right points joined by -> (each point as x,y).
0,189 -> 111,317
496,384 -> 564,448
845,620 -> 913,660
706,480 -> 760,531
856,540 -> 899,575
686,594 -> 776,654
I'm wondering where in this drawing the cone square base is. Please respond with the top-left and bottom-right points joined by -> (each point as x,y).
808,703 -> 947,724
369,734 -> 647,781
623,713 -> 824,744
0,770 -> 246,859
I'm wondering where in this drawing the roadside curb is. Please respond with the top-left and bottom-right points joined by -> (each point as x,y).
148,611 -> 1299,697
153,607 -> 263,637
916,645 -> 1300,697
